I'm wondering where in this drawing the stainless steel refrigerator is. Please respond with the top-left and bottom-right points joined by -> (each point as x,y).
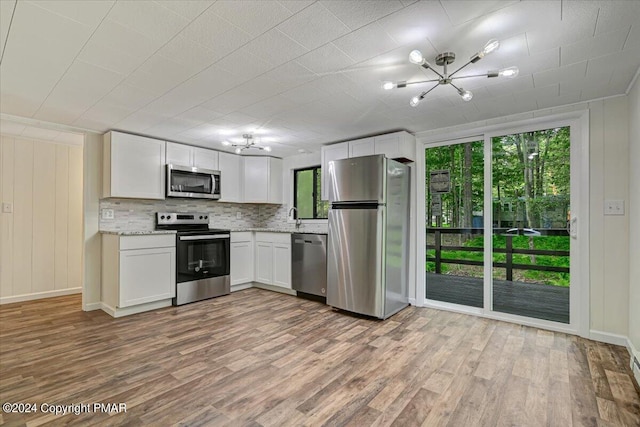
327,154 -> 410,319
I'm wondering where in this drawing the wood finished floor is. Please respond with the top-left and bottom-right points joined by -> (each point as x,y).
1,289 -> 639,427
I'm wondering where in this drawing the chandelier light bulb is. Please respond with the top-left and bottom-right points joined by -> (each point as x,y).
221,140 -> 231,146
458,89 -> 473,101
382,81 -> 395,90
409,49 -> 424,65
499,66 -> 519,78
409,96 -> 421,107
235,148 -> 242,154
482,39 -> 500,55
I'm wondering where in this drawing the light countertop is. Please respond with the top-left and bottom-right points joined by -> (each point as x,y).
100,230 -> 177,236
223,227 -> 328,235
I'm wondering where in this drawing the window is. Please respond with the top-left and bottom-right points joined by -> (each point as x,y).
294,166 -> 328,219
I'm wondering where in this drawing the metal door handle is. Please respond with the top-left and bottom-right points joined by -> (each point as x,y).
568,217 -> 578,239
179,234 -> 229,241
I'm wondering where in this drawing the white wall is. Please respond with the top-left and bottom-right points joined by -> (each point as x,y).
628,74 -> 640,359
0,135 -> 83,303
588,97 -> 629,337
82,132 -> 102,309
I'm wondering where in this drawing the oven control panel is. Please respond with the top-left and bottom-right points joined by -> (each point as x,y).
157,212 -> 209,226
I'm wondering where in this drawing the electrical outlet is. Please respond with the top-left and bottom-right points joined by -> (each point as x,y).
604,200 -> 625,215
101,208 -> 115,220
2,202 -> 12,213
236,212 -> 242,219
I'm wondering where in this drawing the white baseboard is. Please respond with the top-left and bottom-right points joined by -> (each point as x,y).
231,283 -> 253,292
0,287 -> 82,305
408,297 -> 417,306
627,338 -> 640,386
100,300 -> 172,318
589,330 -> 629,346
252,282 -> 297,296
83,302 -> 102,311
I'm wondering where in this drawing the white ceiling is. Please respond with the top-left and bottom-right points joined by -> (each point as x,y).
1,0 -> 639,157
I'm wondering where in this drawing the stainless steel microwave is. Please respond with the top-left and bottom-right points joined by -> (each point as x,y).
166,164 -> 221,200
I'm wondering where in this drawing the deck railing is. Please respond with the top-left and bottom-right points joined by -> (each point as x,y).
426,227 -> 570,279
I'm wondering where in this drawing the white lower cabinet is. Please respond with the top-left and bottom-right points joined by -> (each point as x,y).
254,232 -> 291,289
272,242 -> 291,288
255,241 -> 274,284
102,234 -> 176,316
230,232 -> 254,286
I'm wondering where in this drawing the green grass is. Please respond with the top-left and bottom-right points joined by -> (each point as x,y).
426,235 -> 570,287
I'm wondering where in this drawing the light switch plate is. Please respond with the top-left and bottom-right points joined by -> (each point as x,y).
604,200 -> 625,215
101,208 -> 115,220
2,202 -> 12,213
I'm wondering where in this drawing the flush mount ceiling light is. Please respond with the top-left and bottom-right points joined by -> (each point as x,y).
221,133 -> 271,154
382,39 -> 519,107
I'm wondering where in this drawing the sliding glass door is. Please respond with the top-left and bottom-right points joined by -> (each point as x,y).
490,127 -> 571,323
423,122 -> 580,328
425,139 -> 484,309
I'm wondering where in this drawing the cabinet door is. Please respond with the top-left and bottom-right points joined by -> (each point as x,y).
254,242 -> 273,284
193,147 -> 219,170
349,137 -> 375,158
231,241 -> 254,286
218,152 -> 242,202
374,132 -> 415,161
243,156 -> 269,203
321,142 -> 349,200
119,247 -> 175,307
166,142 -> 193,166
272,243 -> 291,289
110,132 -> 166,199
268,157 -> 283,204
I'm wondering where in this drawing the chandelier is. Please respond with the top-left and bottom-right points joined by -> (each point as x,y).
382,39 -> 519,107
221,134 -> 271,154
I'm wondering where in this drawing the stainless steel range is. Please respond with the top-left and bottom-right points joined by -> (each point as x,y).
156,212 -> 230,305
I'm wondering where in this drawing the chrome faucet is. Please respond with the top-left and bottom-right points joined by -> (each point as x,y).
288,207 -> 302,229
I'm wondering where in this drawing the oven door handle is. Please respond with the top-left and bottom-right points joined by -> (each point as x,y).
179,235 -> 230,241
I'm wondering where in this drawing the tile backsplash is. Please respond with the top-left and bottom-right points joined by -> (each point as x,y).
99,199 -> 328,233
99,199 -> 261,231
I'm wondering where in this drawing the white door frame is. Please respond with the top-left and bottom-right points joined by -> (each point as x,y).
415,110 -> 590,337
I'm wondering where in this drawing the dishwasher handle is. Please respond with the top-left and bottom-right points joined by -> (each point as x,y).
294,239 -> 323,245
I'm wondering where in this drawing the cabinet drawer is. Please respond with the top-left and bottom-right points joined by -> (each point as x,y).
255,232 -> 290,243
120,234 -> 175,250
270,233 -> 291,244
231,232 -> 253,243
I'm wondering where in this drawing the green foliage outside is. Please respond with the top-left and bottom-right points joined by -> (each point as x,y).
425,126 -> 571,287
426,235 -> 570,286
295,167 -> 328,219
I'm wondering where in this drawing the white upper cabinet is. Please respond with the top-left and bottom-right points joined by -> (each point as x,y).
320,142 -> 349,200
103,131 -> 166,200
166,142 -> 219,170
218,152 -> 243,203
349,137 -> 375,157
320,131 -> 416,200
374,131 -> 415,162
243,156 -> 282,204
166,142 -> 192,166
193,147 -> 219,170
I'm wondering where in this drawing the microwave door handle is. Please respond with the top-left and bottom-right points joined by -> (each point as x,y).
179,235 -> 230,241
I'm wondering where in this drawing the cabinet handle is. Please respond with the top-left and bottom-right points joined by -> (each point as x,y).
179,235 -> 229,241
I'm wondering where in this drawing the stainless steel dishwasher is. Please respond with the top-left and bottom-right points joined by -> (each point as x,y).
291,233 -> 327,299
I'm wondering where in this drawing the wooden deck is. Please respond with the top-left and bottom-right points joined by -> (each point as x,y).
1,290 -> 638,426
426,273 -> 570,324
